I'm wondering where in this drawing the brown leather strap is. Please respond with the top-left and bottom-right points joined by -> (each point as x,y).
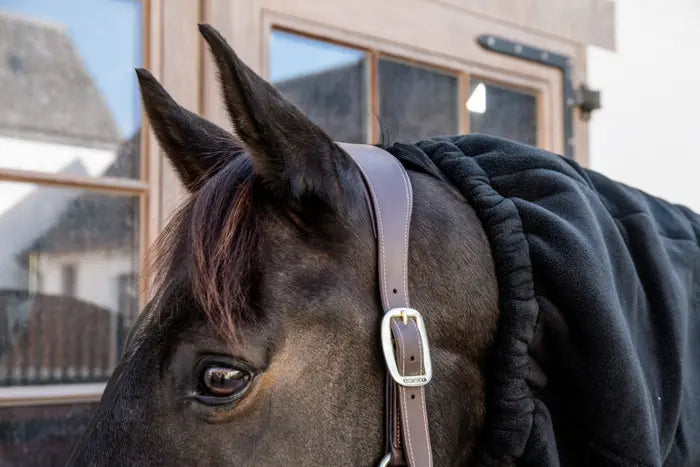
339,143 -> 412,308
338,143 -> 433,467
391,321 -> 432,467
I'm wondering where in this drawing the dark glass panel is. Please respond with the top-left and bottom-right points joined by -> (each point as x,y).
270,30 -> 369,143
378,58 -> 459,142
468,79 -> 537,146
0,402 -> 98,466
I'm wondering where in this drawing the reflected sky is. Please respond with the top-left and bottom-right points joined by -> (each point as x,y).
270,30 -> 364,82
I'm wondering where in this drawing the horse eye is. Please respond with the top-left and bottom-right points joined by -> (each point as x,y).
200,366 -> 251,399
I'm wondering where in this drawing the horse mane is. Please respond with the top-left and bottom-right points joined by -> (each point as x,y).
146,155 -> 261,342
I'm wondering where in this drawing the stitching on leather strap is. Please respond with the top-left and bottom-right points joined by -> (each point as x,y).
393,322 -> 416,467
351,157 -> 391,308
389,154 -> 412,306
411,320 -> 433,467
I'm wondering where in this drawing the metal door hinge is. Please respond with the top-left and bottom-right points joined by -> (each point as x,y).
478,34 -> 602,159
575,84 -> 601,121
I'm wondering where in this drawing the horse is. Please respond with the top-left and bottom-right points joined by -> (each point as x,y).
68,24 -> 700,466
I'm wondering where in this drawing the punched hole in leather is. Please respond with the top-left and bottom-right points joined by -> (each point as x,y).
338,143 -> 433,467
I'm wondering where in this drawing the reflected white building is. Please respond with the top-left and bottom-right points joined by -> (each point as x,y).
0,13 -> 138,387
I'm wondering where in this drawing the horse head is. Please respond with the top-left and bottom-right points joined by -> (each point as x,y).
67,24 -> 499,466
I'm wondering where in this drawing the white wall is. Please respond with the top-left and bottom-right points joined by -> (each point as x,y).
0,136 -> 118,290
37,250 -> 135,312
0,136 -> 116,177
587,0 -> 700,212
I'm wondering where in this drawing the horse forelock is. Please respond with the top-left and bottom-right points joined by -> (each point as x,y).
146,156 -> 261,343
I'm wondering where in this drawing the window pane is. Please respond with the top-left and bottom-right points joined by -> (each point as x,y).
270,30 -> 368,143
0,1 -> 142,178
468,79 -> 537,146
0,182 -> 139,387
379,58 -> 459,143
0,402 -> 98,466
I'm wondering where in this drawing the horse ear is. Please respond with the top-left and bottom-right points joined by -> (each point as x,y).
136,68 -> 242,191
198,24 -> 353,206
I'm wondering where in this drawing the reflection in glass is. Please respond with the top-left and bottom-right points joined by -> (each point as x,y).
468,79 -> 537,146
0,180 -> 139,387
0,2 -> 142,177
270,30 -> 369,143
0,3 -> 143,463
379,58 -> 459,143
0,403 -> 98,467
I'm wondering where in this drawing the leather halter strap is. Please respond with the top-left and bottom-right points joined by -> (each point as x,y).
338,143 -> 433,467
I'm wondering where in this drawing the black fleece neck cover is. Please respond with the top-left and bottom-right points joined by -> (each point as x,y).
387,135 -> 700,466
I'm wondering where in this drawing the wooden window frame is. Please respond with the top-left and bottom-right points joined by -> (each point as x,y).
1,0 -> 204,407
0,0 -> 591,407
0,0 -> 156,407
259,10 -> 567,156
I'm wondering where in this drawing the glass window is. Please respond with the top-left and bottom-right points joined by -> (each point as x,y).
0,402 -> 98,466
378,58 -> 459,143
468,79 -> 538,146
270,30 -> 369,143
0,1 -> 142,178
0,2 -> 143,463
0,182 -> 140,387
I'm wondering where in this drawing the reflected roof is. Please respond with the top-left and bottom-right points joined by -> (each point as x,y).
0,12 -> 120,146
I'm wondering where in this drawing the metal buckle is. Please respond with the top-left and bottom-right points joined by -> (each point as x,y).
377,453 -> 392,467
380,308 -> 432,387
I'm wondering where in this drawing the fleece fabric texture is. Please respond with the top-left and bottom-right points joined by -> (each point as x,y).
385,135 -> 700,467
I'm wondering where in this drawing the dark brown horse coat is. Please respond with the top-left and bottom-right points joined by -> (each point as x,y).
387,135 -> 700,466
